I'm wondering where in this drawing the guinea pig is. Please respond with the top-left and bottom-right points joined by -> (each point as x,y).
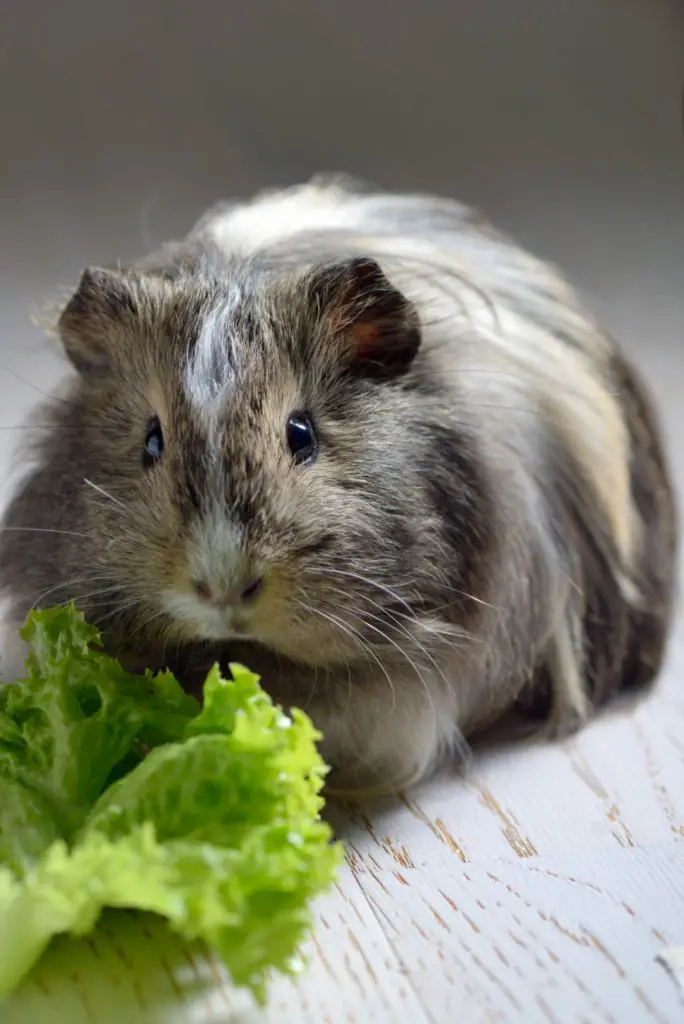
0,174 -> 677,794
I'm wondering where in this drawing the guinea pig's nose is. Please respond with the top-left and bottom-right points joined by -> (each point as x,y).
192,579 -> 214,602
192,576 -> 264,607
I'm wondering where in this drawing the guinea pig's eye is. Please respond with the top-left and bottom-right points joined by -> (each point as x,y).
143,416 -> 164,470
286,412 -> 317,465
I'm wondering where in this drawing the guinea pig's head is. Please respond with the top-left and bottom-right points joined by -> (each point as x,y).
57,256 -> 438,668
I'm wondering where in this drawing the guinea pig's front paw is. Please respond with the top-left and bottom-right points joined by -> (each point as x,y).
322,754 -> 427,802
324,765 -> 398,802
536,692 -> 589,743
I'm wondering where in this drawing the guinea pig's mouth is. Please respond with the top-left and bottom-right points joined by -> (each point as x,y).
169,626 -> 283,706
180,673 -> 208,704
162,591 -> 257,646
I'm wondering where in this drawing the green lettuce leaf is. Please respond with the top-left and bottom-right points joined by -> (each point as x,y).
0,605 -> 341,1002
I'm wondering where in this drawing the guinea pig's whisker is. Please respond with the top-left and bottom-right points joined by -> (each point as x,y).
312,573 -> 470,707
427,597 -> 491,620
443,588 -> 500,612
353,599 -> 459,682
354,612 -> 435,700
348,614 -> 441,762
342,587 -> 453,671
295,597 -> 398,713
353,607 -> 449,720
309,567 -> 474,658
0,424 -> 101,432
427,587 -> 491,618
310,567 -> 417,617
83,478 -> 130,512
30,573 -> 117,610
91,596 -> 146,630
0,363 -> 69,404
294,596 -> 361,647
351,590 -> 419,629
415,538 -> 502,617
314,568 -> 480,654
69,584 -> 132,606
0,526 -> 89,539
427,579 -> 502,616
131,607 -> 169,635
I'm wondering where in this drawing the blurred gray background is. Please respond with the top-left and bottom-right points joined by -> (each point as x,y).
0,0 -> 682,503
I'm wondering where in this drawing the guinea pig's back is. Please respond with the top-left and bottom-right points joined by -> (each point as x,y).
195,174 -> 610,358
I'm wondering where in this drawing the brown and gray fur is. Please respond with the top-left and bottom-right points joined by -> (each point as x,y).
0,175 -> 677,794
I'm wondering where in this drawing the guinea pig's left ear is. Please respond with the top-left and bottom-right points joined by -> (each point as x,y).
58,267 -> 138,377
310,257 -> 421,379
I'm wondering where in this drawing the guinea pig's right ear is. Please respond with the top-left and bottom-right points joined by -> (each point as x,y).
308,257 -> 421,380
58,267 -> 137,378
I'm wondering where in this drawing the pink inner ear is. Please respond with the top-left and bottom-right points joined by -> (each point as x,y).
350,321 -> 381,356
316,257 -> 419,376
